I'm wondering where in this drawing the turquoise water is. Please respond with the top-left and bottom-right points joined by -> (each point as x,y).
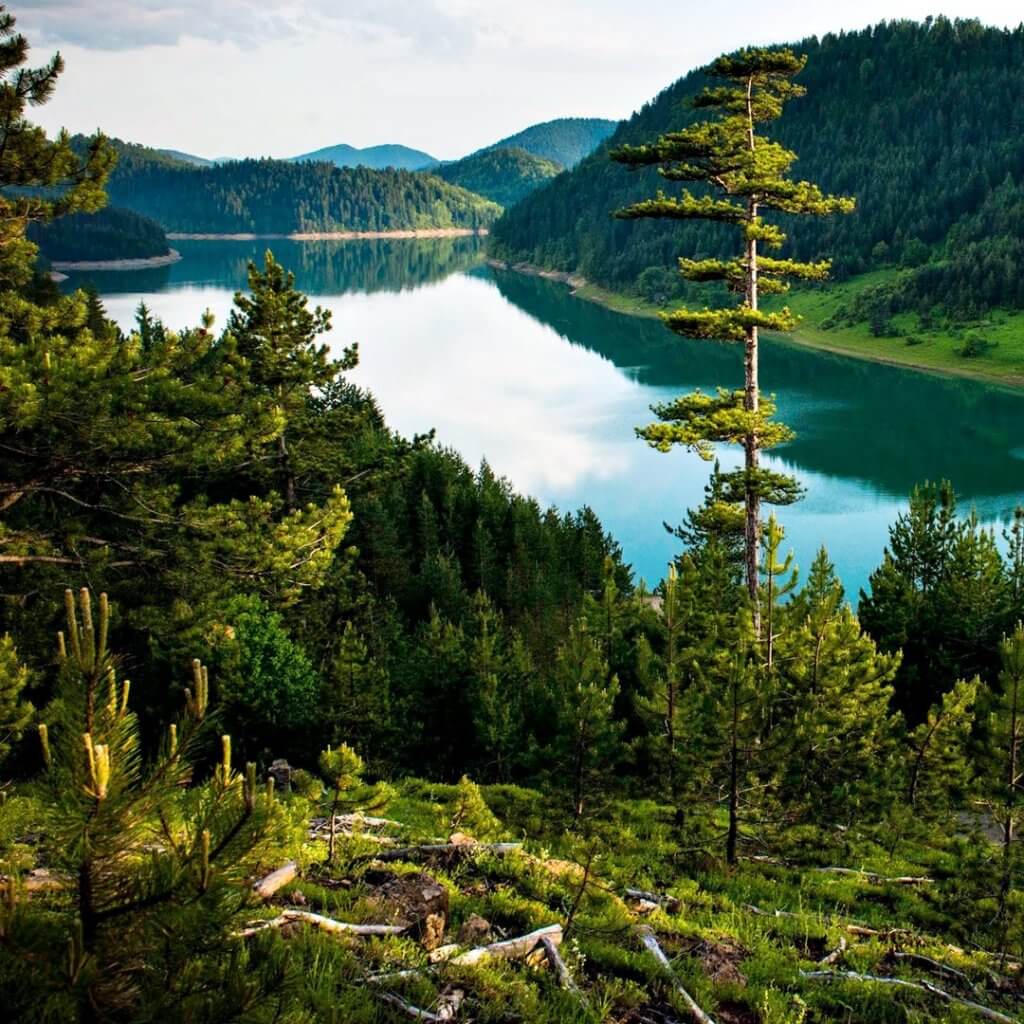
69,236 -> 1024,597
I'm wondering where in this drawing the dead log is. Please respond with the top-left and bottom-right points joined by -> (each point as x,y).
637,925 -> 717,1024
435,988 -> 465,1021
369,842 -> 521,864
450,923 -> 562,966
819,938 -> 847,966
0,868 -> 66,896
799,970 -> 1017,1024
368,924 -> 564,987
233,909 -> 407,939
252,861 -> 298,899
625,888 -> 681,912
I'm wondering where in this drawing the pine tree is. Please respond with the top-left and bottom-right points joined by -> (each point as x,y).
226,251 -> 356,509
759,514 -> 798,670
0,589 -> 285,1020
317,742 -> 391,865
0,632 -> 32,764
467,593 -> 517,781
611,48 -> 853,631
905,677 -> 978,812
0,6 -> 113,288
861,481 -> 1009,722
326,620 -> 391,760
1006,507 -> 1024,622
986,625 -> 1024,925
553,618 -> 621,822
777,601 -> 900,825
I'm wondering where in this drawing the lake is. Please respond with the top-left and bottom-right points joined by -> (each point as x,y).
66,236 -> 1024,598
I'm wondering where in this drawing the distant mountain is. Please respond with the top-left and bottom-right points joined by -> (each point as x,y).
159,148 -> 216,167
432,146 -> 561,208
480,118 -> 617,169
290,143 -> 438,171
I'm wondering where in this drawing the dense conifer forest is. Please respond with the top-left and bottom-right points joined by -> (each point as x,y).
490,18 -> 1024,323
433,146 -> 562,207
103,158 -> 501,233
69,137 -> 500,235
4,9 -> 1024,1023
27,204 -> 170,261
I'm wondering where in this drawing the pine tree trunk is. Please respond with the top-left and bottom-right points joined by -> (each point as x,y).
328,792 -> 340,865
744,234 -> 761,636
744,73 -> 762,637
279,430 -> 297,511
998,676 -> 1019,930
726,668 -> 740,865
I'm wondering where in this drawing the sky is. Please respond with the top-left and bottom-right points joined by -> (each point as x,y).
22,1 -> 1024,161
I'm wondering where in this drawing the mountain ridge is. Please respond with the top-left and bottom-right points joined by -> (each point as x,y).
289,142 -> 438,171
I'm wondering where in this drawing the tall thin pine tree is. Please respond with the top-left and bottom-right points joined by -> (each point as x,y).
611,49 -> 853,632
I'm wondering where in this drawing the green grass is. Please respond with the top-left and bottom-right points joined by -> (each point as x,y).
565,269 -> 1024,388
774,271 -> 1024,387
8,775 -> 1021,1022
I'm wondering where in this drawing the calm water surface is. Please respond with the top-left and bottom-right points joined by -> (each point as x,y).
69,237 -> 1024,597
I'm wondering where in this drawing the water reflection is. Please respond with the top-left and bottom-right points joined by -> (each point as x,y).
80,238 -> 1024,594
487,267 -> 1024,509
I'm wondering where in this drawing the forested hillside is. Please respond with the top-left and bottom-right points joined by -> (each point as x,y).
9,10 -> 1024,1023
28,205 -> 170,261
433,146 -> 561,207
481,116 -> 618,168
490,18 -> 1024,321
100,157 -> 501,233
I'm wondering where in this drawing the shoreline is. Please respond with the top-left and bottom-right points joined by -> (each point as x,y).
487,259 -> 1024,391
167,228 -> 489,241
51,248 -> 183,272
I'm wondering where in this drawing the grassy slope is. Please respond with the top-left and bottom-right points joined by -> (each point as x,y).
540,269 -> 1024,388
233,780 -> 1019,1023
774,271 -> 1024,388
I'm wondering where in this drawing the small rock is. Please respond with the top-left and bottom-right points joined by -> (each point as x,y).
422,912 -> 446,951
268,759 -> 292,793
457,913 -> 492,945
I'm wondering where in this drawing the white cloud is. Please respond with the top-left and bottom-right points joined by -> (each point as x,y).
22,0 -> 1024,158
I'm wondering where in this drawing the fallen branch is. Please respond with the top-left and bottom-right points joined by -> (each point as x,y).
890,951 -> 971,985
819,938 -> 847,966
368,924 -> 563,987
845,924 -> 917,943
810,867 -> 933,886
743,903 -> 800,920
233,909 -> 407,939
541,934 -> 582,995
368,842 -> 522,864
800,970 -> 1016,1024
377,992 -> 445,1022
252,861 -> 298,900
637,926 -> 717,1024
